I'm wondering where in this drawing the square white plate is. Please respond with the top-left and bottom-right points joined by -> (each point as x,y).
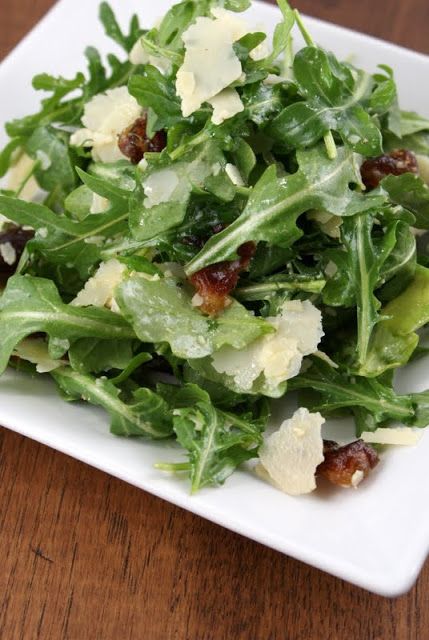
1,0 -> 428,596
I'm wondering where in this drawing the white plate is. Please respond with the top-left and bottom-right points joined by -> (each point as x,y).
1,0 -> 428,596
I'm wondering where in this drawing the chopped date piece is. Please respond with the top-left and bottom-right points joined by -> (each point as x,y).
317,439 -> 379,488
118,116 -> 167,164
0,226 -> 34,278
360,149 -> 418,190
190,242 -> 256,316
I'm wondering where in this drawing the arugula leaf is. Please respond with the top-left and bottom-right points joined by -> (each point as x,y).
99,2 -> 142,53
398,110 -> 429,136
382,173 -> 429,229
0,138 -> 25,178
25,126 -> 78,205
52,368 -> 172,439
268,47 -> 381,156
222,0 -> 251,10
116,273 -> 272,360
68,338 -> 135,374
408,391 -> 429,428
362,265 -> 429,377
370,65 -> 401,136
324,213 -> 401,368
242,83 -> 286,126
0,192 -> 128,278
0,275 -> 135,374
258,0 -> 295,68
128,66 -> 184,132
289,358 -> 415,426
186,146 -> 385,274
129,140 -> 229,242
159,384 -> 262,492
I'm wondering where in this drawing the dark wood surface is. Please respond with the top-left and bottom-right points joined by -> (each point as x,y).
1,1 -> 428,638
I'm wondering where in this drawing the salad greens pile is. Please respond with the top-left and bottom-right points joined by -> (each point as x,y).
0,0 -> 428,494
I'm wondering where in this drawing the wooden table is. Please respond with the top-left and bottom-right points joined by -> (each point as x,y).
1,1 -> 428,638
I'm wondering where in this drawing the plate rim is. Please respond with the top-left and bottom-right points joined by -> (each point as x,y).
0,0 -> 428,597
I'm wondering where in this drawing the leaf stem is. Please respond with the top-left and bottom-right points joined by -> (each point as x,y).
169,129 -> 209,161
110,351 -> 152,385
155,462 -> 191,472
323,131 -> 338,159
294,10 -> 315,46
235,279 -> 326,300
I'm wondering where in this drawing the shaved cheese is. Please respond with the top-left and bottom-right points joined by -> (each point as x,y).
7,152 -> 40,202
258,408 -> 325,496
129,39 -> 171,74
143,169 -> 180,208
176,10 -> 247,118
72,259 -> 126,308
417,154 -> 429,185
361,428 -> 423,446
13,339 -> 63,374
225,163 -> 245,186
308,210 -> 343,239
70,87 -> 142,163
208,89 -> 244,125
90,193 -> 110,214
211,300 -> 323,394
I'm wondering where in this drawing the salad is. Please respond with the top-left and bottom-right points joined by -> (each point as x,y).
0,0 -> 428,496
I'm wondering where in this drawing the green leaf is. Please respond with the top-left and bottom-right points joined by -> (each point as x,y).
242,83 -> 285,126
233,138 -> 256,181
25,126 -> 78,203
382,173 -> 429,229
399,110 -> 429,136
52,368 -> 172,439
0,193 -> 128,278
68,338 -> 135,374
170,384 -> 261,492
362,265 -> 429,377
128,67 -> 184,132
269,47 -> 381,155
370,65 -> 401,136
186,146 -> 385,274
408,390 -> 429,428
222,0 -> 251,10
324,213 -> 399,368
261,0 -> 295,67
289,358 -> 415,426
0,138 -> 25,178
116,273 -> 272,360
99,2 -> 141,53
129,141 -> 228,241
0,275 -> 135,374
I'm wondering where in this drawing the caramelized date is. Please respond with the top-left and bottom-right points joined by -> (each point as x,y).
190,242 -> 256,316
118,116 -> 166,164
317,439 -> 379,488
360,149 -> 418,190
0,226 -> 34,279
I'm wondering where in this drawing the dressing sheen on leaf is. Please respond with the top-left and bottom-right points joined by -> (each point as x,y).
186,145 -> 384,274
116,273 -> 273,359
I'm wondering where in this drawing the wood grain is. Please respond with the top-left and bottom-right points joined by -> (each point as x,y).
1,1 -> 428,639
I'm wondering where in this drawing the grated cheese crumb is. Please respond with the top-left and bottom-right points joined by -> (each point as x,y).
0,242 -> 16,266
